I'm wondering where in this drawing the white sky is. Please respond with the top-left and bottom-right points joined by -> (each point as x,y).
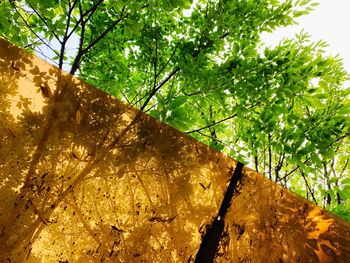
261,0 -> 350,73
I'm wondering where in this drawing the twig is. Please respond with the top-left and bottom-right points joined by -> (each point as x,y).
27,2 -> 62,43
66,0 -> 104,40
140,67 -> 180,111
185,102 -> 260,134
70,5 -> 128,74
278,134 -> 349,182
58,0 -> 78,69
14,6 -> 59,56
300,170 -> 318,205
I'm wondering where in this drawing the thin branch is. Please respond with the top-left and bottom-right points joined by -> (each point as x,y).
278,134 -> 349,182
121,90 -> 131,104
185,102 -> 260,134
84,1 -> 102,25
185,113 -> 237,134
24,40 -> 41,49
131,90 -> 151,108
339,158 -> 349,178
144,103 -> 156,113
300,170 -> 318,205
14,7 -> 59,56
131,62 -> 175,108
197,130 -> 226,145
153,27 -> 158,91
156,42 -> 179,78
82,6 -> 127,54
58,0 -> 78,69
139,31 -> 231,111
69,2 -> 85,74
274,152 -> 285,181
35,46 -> 59,66
27,2 -> 61,43
183,84 -> 226,97
66,0 -> 104,40
140,67 -> 180,111
254,155 -> 259,173
64,0 -> 79,39
268,133 -> 272,180
70,5 -> 128,74
323,163 -> 331,207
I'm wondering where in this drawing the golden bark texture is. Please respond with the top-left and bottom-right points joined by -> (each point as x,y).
0,39 -> 349,262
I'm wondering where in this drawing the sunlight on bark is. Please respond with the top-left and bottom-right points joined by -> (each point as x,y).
0,38 -> 349,262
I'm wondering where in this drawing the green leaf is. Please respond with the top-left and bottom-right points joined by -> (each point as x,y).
342,178 -> 350,185
170,96 -> 188,109
338,103 -> 350,114
328,177 -> 339,184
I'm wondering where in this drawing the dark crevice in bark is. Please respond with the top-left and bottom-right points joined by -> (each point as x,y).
194,162 -> 244,263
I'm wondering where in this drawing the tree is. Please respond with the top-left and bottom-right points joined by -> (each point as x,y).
1,0 -> 350,222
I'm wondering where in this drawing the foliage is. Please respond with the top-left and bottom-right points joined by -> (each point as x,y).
1,0 -> 350,221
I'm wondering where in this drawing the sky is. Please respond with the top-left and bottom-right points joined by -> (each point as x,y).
261,0 -> 350,73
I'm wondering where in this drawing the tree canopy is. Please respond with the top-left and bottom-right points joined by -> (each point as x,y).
1,0 -> 350,221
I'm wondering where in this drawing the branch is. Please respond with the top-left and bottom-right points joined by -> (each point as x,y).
196,130 -> 226,145
152,27 -> 158,91
27,2 -> 62,43
82,6 -> 127,54
140,67 -> 180,111
278,134 -> 349,182
35,46 -> 59,66
69,2 -> 85,74
121,90 -> 131,104
14,7 -> 59,56
268,133 -> 272,180
132,63 -> 177,108
185,102 -> 260,135
339,158 -> 349,178
70,5 -> 128,74
66,0 -> 104,40
254,155 -> 259,173
185,113 -> 237,134
274,152 -> 285,181
139,31 -> 231,111
183,84 -> 226,97
300,170 -> 318,205
156,42 -> 179,79
24,40 -> 41,49
64,0 -> 79,40
58,0 -> 78,69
